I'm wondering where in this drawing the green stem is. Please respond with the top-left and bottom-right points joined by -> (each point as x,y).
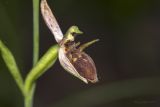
24,85 -> 35,107
33,0 -> 40,66
25,0 -> 39,107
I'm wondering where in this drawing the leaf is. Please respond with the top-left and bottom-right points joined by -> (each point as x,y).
0,40 -> 24,94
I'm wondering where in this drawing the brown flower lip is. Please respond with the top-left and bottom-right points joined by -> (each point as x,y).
68,48 -> 98,83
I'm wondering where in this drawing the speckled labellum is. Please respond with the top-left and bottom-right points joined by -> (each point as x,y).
41,0 -> 98,83
66,46 -> 98,83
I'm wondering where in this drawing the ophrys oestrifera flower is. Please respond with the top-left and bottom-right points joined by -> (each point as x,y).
41,0 -> 98,83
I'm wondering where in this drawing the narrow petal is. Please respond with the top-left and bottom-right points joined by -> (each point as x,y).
41,0 -> 63,43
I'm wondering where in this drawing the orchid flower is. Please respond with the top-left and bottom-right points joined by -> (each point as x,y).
41,0 -> 98,83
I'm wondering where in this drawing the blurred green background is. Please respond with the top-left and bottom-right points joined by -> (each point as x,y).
0,0 -> 160,107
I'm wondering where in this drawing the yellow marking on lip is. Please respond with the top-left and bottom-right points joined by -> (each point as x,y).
73,58 -> 77,62
78,55 -> 82,58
